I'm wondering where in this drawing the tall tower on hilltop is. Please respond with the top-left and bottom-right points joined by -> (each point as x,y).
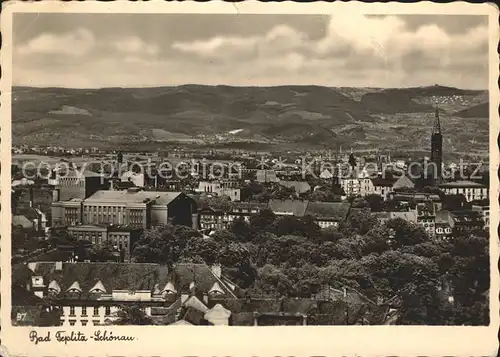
430,107 -> 443,181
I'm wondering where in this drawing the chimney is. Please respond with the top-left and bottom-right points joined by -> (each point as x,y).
211,263 -> 222,279
52,189 -> 60,202
55,261 -> 63,271
29,187 -> 34,208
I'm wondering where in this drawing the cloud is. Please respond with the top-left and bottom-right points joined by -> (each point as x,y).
113,36 -> 160,56
171,15 -> 488,80
13,15 -> 489,89
16,28 -> 95,57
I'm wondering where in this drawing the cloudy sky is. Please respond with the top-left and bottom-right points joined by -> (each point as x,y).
13,13 -> 488,89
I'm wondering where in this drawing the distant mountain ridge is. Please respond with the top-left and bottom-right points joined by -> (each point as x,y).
12,84 -> 488,151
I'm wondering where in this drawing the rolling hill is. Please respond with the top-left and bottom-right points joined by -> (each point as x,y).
12,84 -> 488,152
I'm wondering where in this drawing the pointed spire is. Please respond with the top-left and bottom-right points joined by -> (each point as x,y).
432,104 -> 441,135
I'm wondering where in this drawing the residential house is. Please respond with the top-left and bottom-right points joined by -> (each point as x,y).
198,202 -> 266,231
414,201 -> 438,238
304,201 -> 351,228
256,170 -> 279,183
434,210 -> 454,240
472,202 -> 490,231
340,168 -> 373,197
370,175 -> 415,200
121,171 -> 145,188
268,199 -> 308,216
12,262 -> 237,327
450,210 -> 484,234
372,211 -> 418,225
195,181 -> 241,202
268,199 -> 353,229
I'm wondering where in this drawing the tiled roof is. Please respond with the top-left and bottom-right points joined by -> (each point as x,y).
60,168 -> 103,178
371,177 -> 397,187
256,170 -> 279,183
182,307 -> 207,325
184,296 -> 209,313
13,262 -> 170,300
268,199 -> 308,216
279,181 -> 311,194
439,180 -> 487,188
85,190 -> 183,205
12,215 -> 33,229
170,319 -> 193,325
171,264 -> 236,297
304,201 -> 351,220
435,210 -> 453,224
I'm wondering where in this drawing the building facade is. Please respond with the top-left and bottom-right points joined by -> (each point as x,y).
13,262 -> 237,327
438,181 -> 488,202
52,189 -> 197,230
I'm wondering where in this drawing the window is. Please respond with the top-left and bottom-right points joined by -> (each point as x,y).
93,320 -> 100,326
105,306 -> 111,316
69,320 -> 76,326
81,320 -> 88,326
93,306 -> 99,316
69,306 -> 75,316
81,306 -> 87,316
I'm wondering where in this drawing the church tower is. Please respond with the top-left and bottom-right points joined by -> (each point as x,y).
430,107 -> 443,181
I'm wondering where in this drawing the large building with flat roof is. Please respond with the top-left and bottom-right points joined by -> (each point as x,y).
52,188 -> 197,229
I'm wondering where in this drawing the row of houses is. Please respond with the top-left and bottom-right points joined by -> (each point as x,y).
373,192 -> 489,239
12,261 -> 394,327
198,200 -> 352,231
341,171 -> 488,202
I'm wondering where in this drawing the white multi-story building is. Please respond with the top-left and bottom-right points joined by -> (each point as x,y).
196,181 -> 241,202
438,181 -> 488,202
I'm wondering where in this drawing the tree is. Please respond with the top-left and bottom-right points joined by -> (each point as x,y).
270,185 -> 296,200
219,242 -> 257,288
114,305 -> 153,325
203,195 -> 233,211
339,210 -> 378,236
385,218 -> 427,248
364,194 -> 385,212
89,242 -> 120,262
248,264 -> 293,297
351,197 -> 370,209
182,236 -> 220,265
249,208 -> 276,232
229,217 -> 252,242
132,225 -> 201,266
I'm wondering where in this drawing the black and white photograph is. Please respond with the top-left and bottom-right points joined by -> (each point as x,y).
1,1 -> 498,355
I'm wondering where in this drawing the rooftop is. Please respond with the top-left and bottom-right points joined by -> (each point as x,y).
85,190 -> 183,205
268,199 -> 308,216
304,201 -> 351,220
439,180 -> 487,188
